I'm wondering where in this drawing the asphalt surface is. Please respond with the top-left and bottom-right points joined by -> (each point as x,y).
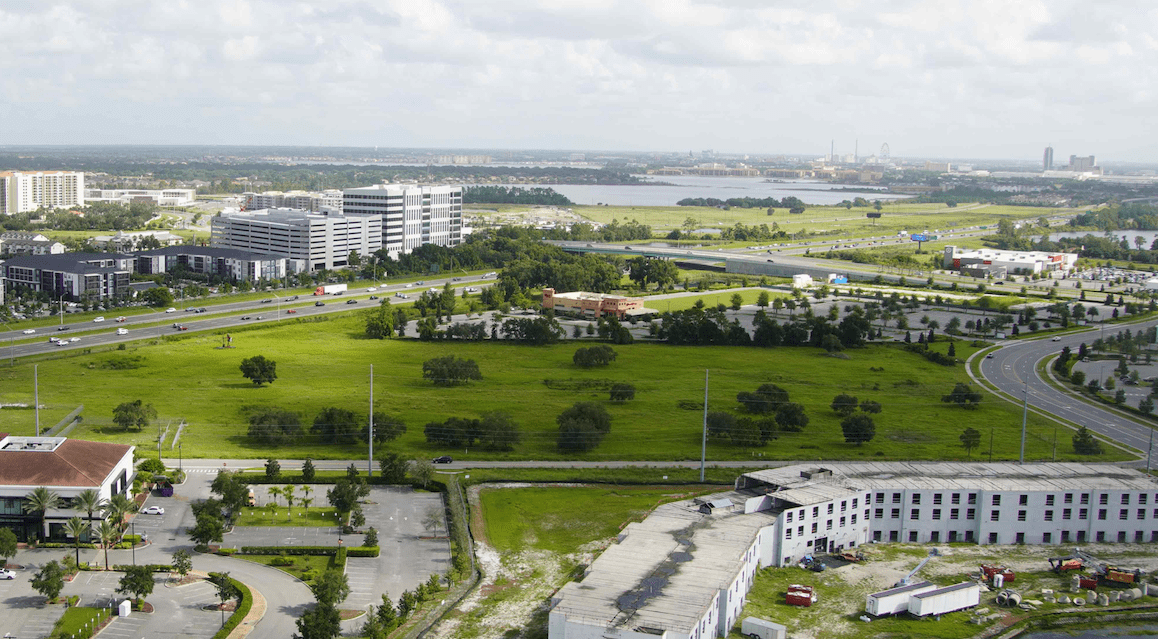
977,318 -> 1158,456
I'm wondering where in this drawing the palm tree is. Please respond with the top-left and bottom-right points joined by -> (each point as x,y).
63,517 -> 90,569
75,489 -> 108,526
107,494 -> 135,531
96,520 -> 119,570
22,487 -> 60,542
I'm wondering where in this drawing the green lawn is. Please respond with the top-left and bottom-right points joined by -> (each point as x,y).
0,313 -> 1126,462
51,605 -> 110,639
234,507 -> 340,527
480,485 -> 722,555
236,553 -> 336,583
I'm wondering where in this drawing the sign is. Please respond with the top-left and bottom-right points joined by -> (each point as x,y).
866,212 -> 882,218
911,234 -> 929,242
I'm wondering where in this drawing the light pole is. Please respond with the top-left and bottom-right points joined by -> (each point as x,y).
131,521 -> 136,566
179,442 -> 183,473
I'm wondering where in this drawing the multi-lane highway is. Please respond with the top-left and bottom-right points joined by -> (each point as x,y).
0,274 -> 494,360
978,319 -> 1158,456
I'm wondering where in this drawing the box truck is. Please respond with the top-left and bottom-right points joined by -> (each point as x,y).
314,284 -> 348,296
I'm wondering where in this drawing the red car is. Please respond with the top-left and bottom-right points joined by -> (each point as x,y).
286,309 -> 297,314
176,325 -> 188,331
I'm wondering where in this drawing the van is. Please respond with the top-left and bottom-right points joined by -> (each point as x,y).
247,489 -> 256,507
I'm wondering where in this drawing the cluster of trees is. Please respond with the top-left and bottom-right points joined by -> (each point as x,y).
111,399 -> 158,431
247,406 -> 407,446
423,356 -> 482,386
18,485 -> 137,569
657,303 -> 872,351
706,384 -> 809,447
423,412 -> 521,450
360,575 -> 444,639
500,316 -> 565,344
0,201 -> 158,233
941,383 -> 983,409
676,195 -> 807,210
294,568 -> 352,639
830,393 -> 882,445
1069,203 -> 1158,232
557,402 -> 612,452
463,186 -> 573,205
716,222 -> 789,241
626,257 -> 680,290
573,345 -> 617,367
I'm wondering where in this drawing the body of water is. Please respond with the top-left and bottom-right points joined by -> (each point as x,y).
1049,230 -> 1158,247
542,175 -> 908,207
1022,623 -> 1158,638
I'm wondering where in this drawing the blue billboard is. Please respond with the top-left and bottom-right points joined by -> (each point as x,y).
910,234 -> 929,242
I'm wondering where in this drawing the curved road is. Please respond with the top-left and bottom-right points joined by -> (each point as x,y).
978,318 -> 1158,455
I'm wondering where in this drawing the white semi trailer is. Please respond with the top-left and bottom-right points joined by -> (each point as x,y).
907,582 -> 980,617
865,581 -> 937,616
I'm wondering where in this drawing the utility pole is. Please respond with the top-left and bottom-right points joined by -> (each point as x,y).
1020,377 -> 1028,464
368,365 -> 374,478
34,364 -> 40,437
700,370 -> 709,483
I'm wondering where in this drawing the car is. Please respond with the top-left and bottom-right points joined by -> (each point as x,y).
369,295 -> 379,300
404,283 -> 414,288
415,281 -> 425,285
465,287 -> 479,293
315,301 -> 326,307
1052,336 -> 1062,342
197,308 -> 208,313
0,568 -> 14,580
165,307 -> 177,313
176,325 -> 188,331
261,299 -> 272,304
255,315 -> 263,320
56,326 -> 70,332
432,456 -> 453,464
985,353 -> 994,359
116,316 -> 126,322
289,295 -> 299,301
93,316 -> 105,323
346,299 -> 358,304
624,245 -> 632,249
241,315 -> 251,320
56,339 -> 69,346
69,337 -> 80,343
185,307 -> 196,312
367,287 -> 377,292
117,328 -> 129,335
140,506 -> 165,515
452,277 -> 461,282
21,329 -> 35,334
286,309 -> 297,314
395,293 -> 409,299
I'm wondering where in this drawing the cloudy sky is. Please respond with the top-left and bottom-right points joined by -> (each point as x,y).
1,0 -> 1154,161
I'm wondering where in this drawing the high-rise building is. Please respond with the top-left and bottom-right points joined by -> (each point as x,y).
210,208 -> 382,271
1043,146 -> 1054,171
1069,155 -> 1097,172
342,185 -> 463,257
0,171 -> 85,214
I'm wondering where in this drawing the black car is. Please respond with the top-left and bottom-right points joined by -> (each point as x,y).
241,315 -> 251,320
261,299 -> 272,303
346,299 -> 358,305
432,455 -> 453,464
56,326 -> 70,331
315,301 -> 326,307
369,295 -> 379,300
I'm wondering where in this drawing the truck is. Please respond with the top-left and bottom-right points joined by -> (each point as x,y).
314,284 -> 347,296
740,617 -> 786,639
906,582 -> 980,617
865,581 -> 937,616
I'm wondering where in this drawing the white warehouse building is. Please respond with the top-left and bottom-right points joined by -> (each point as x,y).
548,462 -> 1158,639
342,184 -> 462,258
210,208 -> 381,271
943,245 -> 1078,276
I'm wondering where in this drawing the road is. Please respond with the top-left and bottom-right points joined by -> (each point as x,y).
0,274 -> 494,361
978,319 -> 1158,456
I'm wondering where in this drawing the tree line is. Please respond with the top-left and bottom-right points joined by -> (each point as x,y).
464,186 -> 572,205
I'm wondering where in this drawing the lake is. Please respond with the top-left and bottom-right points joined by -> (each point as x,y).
1022,623 -> 1158,638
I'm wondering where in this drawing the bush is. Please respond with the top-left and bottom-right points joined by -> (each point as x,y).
270,556 -> 295,566
211,577 -> 252,639
111,564 -> 172,573
348,546 -> 379,558
336,546 -> 348,568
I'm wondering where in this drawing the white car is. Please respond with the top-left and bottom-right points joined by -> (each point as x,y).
1052,336 -> 1062,342
0,568 -> 14,580
69,337 -> 80,343
93,316 -> 105,323
367,287 -> 377,292
165,307 -> 177,313
22,329 -> 35,334
141,506 -> 165,515
116,328 -> 128,335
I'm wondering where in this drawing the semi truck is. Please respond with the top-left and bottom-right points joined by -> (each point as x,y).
314,284 -> 348,296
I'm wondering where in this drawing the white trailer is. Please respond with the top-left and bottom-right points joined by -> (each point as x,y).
314,283 -> 348,295
907,582 -> 980,617
865,581 -> 937,616
739,617 -> 786,639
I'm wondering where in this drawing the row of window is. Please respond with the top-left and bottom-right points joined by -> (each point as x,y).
874,506 -> 1158,522
877,491 -> 1150,507
873,529 -> 1158,544
784,514 -> 862,539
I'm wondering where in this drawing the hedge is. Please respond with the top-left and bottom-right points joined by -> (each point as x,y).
348,546 -> 379,557
211,577 -> 253,639
40,542 -> 97,549
112,564 -> 172,573
238,545 -> 379,557
336,546 -> 347,568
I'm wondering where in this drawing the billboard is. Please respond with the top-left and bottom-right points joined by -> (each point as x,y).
911,234 -> 929,242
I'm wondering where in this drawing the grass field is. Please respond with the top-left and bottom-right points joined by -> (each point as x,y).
236,553 -> 336,583
233,507 -> 339,527
51,605 -> 110,638
0,313 -> 1123,463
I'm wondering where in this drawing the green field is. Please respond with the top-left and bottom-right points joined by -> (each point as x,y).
0,312 -> 1122,463
237,553 -> 337,583
234,506 -> 340,527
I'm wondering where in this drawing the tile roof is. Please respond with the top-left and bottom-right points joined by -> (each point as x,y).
0,438 -> 131,488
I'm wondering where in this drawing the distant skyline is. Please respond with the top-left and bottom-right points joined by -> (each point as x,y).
1,1 -> 1155,162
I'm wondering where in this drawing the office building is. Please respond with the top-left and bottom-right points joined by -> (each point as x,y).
0,171 -> 85,214
0,434 -> 134,542
92,230 -> 185,252
84,188 -> 196,207
1043,146 -> 1054,171
2,253 -> 133,300
541,288 -> 654,319
243,190 -> 343,213
1069,155 -> 1097,172
211,208 -> 380,271
135,246 -> 291,282
342,184 -> 462,257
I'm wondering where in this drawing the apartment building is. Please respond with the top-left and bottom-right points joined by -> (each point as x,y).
0,232 -> 66,256
2,253 -> 133,300
210,208 -> 380,271
0,171 -> 85,214
92,230 -> 185,252
135,246 -> 290,282
342,184 -> 462,257
84,188 -> 196,207
243,190 -> 343,212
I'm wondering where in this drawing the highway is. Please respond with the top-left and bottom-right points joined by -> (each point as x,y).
0,274 -> 494,360
978,319 -> 1158,456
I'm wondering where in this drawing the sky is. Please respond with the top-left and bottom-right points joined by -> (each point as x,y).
1,0 -> 1155,161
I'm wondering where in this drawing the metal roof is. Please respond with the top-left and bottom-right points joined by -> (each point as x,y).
912,582 -> 978,598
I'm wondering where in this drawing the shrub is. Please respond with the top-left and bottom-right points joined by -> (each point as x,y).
211,577 -> 252,639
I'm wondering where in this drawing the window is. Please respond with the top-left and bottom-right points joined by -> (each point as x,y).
950,508 -> 959,520
1080,508 -> 1088,520
932,509 -> 941,521
1045,510 -> 1053,521
933,493 -> 942,505
969,493 -> 978,505
1098,509 -> 1107,520
912,494 -> 921,505
911,509 -> 920,520
891,508 -> 900,519
909,531 -> 918,542
890,531 -> 899,542
1063,508 -> 1072,520
813,506 -> 819,518
840,517 -> 846,527
967,508 -> 976,520
873,531 -> 882,542
851,514 -> 857,524
1046,495 -> 1055,506
1152,532 -> 1158,543
798,526 -> 804,536
1015,532 -> 1025,544
1120,509 -> 1129,520
1062,530 -> 1071,542
1118,531 -> 1127,543
875,492 -> 884,504
989,532 -> 998,544
1140,509 -> 1147,520
1096,531 -> 1106,542
828,504 -> 834,514
991,510 -> 1000,522
1018,510 -> 1027,522
892,493 -> 901,504
1153,508 -> 1158,519
1064,493 -> 1073,504
992,495 -> 1002,506
812,523 -> 818,534
951,493 -> 961,505
875,508 -> 884,519
1141,494 -> 1148,505
786,528 -> 793,539
852,498 -> 858,509
787,512 -> 794,523
1100,494 -> 1109,505
1043,532 -> 1052,543
1081,493 -> 1090,505
1136,531 -> 1144,543
1122,494 -> 1131,505
827,520 -> 833,530
798,509 -> 805,520
1019,494 -> 1028,506
841,501 -> 847,513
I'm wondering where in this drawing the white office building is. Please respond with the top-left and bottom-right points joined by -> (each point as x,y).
210,208 -> 381,271
84,188 -> 196,207
342,184 -> 462,257
0,171 -> 85,214
92,230 -> 185,252
243,190 -> 344,213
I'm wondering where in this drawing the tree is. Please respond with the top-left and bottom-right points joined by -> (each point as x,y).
1141,397 -> 1155,416
774,403 -> 810,432
730,293 -> 743,311
573,345 -> 617,367
22,486 -> 59,541
736,384 -> 790,414
757,291 -> 770,309
411,459 -> 434,488
172,548 -> 193,580
248,408 -> 304,445
239,355 -> 278,386
1072,426 -> 1103,455
117,564 -> 156,604
96,520 -> 119,570
1071,370 -> 1086,386
311,407 -> 362,444
31,560 -> 66,602
75,488 -> 107,527
1115,389 -> 1127,405
209,571 -> 238,626
609,383 -> 636,403
295,601 -> 341,639
830,393 -> 859,417
941,383 -> 982,409
312,568 -> 351,607
365,301 -> 395,339
959,427 -> 981,457
265,458 -> 281,479
209,471 -> 249,521
63,516 -> 89,568
327,480 -> 362,517
706,411 -> 737,439
112,399 -> 157,431
0,527 -> 16,568
477,411 -> 521,450
302,458 -> 316,482
378,453 -> 410,484
422,356 -> 482,386
556,402 -> 613,452
365,412 -> 407,445
189,512 -> 225,546
841,414 -> 876,445
142,287 -> 174,308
